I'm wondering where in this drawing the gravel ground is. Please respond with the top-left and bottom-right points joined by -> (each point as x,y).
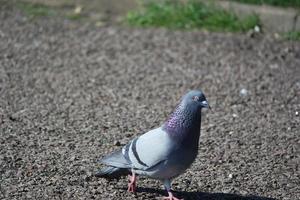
0,4 -> 299,200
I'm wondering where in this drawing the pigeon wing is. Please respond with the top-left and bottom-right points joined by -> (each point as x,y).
125,127 -> 175,171
99,127 -> 175,171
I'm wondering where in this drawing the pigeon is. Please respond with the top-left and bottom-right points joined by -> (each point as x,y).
96,90 -> 210,200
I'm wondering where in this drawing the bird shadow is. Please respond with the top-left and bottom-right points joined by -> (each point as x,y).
118,187 -> 276,200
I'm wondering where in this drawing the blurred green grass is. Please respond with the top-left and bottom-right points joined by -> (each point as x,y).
15,1 -> 56,17
126,0 -> 260,32
15,1 -> 85,20
231,0 -> 300,8
282,31 -> 300,40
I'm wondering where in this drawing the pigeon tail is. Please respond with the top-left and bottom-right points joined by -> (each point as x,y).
95,166 -> 130,179
99,149 -> 132,168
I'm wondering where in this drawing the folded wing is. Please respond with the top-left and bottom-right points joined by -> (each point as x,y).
99,127 -> 175,171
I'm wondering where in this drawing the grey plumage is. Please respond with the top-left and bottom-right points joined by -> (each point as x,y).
95,166 -> 129,179
96,149 -> 131,179
96,90 -> 210,199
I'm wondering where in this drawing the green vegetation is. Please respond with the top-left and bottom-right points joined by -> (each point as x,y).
126,0 -> 259,32
65,13 -> 86,21
16,2 -> 56,18
282,31 -> 300,40
231,0 -> 300,8
15,1 -> 85,21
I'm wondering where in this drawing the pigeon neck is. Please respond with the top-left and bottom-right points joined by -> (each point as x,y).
163,102 -> 201,140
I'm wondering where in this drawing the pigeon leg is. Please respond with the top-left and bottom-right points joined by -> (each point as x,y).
127,172 -> 137,193
162,179 -> 183,200
163,191 -> 183,200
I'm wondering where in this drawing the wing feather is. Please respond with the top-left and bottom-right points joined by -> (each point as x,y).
128,127 -> 175,170
99,149 -> 132,168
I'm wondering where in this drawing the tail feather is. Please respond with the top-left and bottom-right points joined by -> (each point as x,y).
95,166 -> 130,179
99,149 -> 131,168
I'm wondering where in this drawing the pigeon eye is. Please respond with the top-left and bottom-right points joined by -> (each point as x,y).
192,96 -> 199,101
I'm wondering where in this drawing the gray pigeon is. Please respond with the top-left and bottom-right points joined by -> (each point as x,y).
96,90 -> 210,200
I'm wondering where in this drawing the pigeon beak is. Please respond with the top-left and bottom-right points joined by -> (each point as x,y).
201,100 -> 211,110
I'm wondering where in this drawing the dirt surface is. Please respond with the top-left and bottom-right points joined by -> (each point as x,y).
0,3 -> 299,200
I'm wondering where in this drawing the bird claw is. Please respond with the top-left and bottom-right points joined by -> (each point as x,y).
163,196 -> 183,200
127,174 -> 137,193
127,182 -> 136,193
162,191 -> 183,200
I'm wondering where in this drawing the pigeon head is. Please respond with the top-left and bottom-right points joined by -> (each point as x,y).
180,90 -> 210,111
163,90 -> 209,137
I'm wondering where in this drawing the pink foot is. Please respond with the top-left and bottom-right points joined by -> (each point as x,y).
163,191 -> 183,200
127,173 -> 137,193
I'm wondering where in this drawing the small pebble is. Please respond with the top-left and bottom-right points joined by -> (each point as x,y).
270,63 -> 279,69
239,88 -> 248,97
125,133 -> 132,138
114,140 -> 121,146
74,6 -> 82,14
254,25 -> 260,33
70,155 -> 76,161
274,33 -> 280,39
295,111 -> 299,116
228,174 -> 233,179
